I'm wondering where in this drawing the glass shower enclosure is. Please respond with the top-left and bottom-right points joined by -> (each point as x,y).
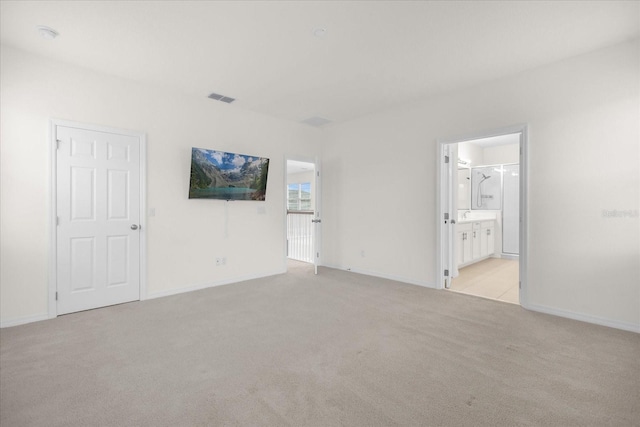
502,164 -> 519,255
470,164 -> 519,255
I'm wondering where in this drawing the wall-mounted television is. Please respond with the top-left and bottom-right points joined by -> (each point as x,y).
189,147 -> 270,201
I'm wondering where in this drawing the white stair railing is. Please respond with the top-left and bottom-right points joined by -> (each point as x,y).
287,211 -> 314,263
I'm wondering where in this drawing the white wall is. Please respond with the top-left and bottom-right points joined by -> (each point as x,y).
287,170 -> 314,186
0,46 -> 322,325
2,40 -> 639,332
458,141 -> 519,167
322,40 -> 639,331
458,142 -> 484,167
483,143 -> 519,165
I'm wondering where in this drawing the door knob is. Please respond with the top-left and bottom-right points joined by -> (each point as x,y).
131,224 -> 139,230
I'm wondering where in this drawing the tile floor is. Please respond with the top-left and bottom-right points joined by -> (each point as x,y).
449,257 -> 519,304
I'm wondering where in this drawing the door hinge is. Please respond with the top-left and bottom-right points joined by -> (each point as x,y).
444,269 -> 449,277
317,171 -> 320,177
444,213 -> 449,220
519,281 -> 522,289
55,291 -> 58,301
56,216 -> 60,226
444,155 -> 450,164
56,139 -> 61,149
317,252 -> 320,258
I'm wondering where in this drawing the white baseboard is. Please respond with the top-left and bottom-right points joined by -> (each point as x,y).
7,270 -> 633,335
145,268 -> 286,300
459,254 -> 496,269
1,313 -> 50,328
1,270 -> 286,328
323,264 -> 436,289
323,265 -> 638,333
524,302 -> 640,333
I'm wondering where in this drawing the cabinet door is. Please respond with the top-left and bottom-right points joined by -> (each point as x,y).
486,226 -> 495,255
457,230 -> 471,266
472,229 -> 481,259
480,228 -> 488,258
480,225 -> 495,257
464,232 -> 472,263
456,231 -> 465,266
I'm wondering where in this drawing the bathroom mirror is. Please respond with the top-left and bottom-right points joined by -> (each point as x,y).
457,168 -> 471,210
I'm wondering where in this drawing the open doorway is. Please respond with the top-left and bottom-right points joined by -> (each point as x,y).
285,159 -> 321,274
438,126 -> 527,306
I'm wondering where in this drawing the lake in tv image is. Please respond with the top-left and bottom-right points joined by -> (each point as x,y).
189,147 -> 269,201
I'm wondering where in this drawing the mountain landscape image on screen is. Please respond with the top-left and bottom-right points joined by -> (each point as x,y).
189,147 -> 269,200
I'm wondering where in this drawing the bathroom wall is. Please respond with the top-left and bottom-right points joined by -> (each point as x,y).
458,140 -> 519,167
458,142 -> 484,166
483,143 -> 519,165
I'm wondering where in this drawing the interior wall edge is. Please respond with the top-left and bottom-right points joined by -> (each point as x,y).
524,302 -> 640,334
321,264 -> 436,289
144,268 -> 286,301
0,313 -> 50,329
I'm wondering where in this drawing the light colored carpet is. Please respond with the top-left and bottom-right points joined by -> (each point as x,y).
1,263 -> 639,426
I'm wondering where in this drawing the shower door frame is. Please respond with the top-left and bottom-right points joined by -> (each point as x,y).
500,162 -> 520,256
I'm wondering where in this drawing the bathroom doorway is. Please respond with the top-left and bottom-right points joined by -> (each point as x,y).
438,126 -> 528,305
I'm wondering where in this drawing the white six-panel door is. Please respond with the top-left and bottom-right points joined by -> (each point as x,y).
56,125 -> 141,315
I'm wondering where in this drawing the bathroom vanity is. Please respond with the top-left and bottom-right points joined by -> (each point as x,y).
456,219 -> 495,268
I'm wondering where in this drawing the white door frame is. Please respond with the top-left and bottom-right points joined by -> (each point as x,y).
283,155 -> 321,273
436,124 -> 529,306
48,119 -> 147,318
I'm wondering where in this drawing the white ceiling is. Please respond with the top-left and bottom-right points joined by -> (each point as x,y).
1,1 -> 638,127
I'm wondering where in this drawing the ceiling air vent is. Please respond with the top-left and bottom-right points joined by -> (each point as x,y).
208,92 -> 235,103
301,116 -> 332,127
